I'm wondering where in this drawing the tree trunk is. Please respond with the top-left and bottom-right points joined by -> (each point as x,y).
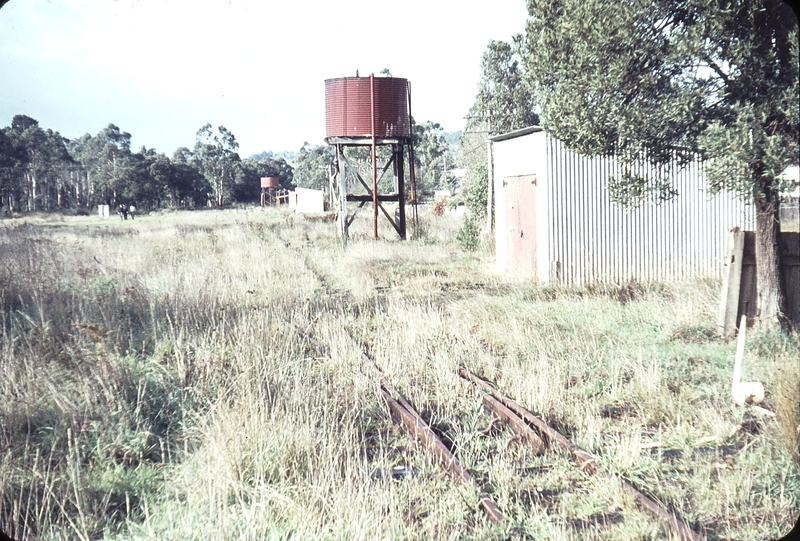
754,195 -> 786,329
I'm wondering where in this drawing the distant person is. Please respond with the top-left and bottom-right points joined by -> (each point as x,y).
129,205 -> 136,220
118,204 -> 125,220
122,204 -> 128,220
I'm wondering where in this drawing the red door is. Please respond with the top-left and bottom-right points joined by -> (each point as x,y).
504,174 -> 537,277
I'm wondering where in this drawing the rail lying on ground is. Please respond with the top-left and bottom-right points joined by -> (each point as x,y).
291,320 -> 706,539
459,367 -> 706,541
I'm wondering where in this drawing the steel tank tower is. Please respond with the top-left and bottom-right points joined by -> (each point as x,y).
324,74 -> 418,240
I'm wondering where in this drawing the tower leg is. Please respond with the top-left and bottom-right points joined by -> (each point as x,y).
336,145 -> 348,241
395,145 -> 406,240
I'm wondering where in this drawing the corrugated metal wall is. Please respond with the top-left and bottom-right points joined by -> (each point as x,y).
545,135 -> 755,285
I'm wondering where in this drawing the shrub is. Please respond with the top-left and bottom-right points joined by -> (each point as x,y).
456,214 -> 481,252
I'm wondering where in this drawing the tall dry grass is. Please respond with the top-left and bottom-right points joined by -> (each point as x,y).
1,206 -> 798,540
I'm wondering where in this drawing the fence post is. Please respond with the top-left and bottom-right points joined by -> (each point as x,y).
718,228 -> 745,336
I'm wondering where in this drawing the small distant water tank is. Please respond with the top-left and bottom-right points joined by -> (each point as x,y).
261,177 -> 279,189
325,76 -> 410,139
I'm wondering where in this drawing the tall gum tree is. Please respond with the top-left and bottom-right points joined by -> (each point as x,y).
523,0 -> 799,329
193,124 -> 241,206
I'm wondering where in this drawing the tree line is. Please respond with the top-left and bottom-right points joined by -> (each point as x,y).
0,114 -> 456,215
0,116 -> 294,214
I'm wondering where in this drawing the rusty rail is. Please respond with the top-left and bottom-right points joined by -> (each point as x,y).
292,324 -> 505,525
459,367 -> 705,541
482,394 -> 544,455
380,386 -> 505,525
459,368 -> 598,473
292,322 -> 702,538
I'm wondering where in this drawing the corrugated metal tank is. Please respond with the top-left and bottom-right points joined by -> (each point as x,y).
261,177 -> 279,188
325,76 -> 410,138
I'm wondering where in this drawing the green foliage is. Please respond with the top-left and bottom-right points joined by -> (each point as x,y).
523,0 -> 798,203
463,163 -> 489,219
455,213 -> 481,252
234,156 -> 294,202
70,124 -> 135,205
292,143 -> 333,191
1,115 -> 74,212
412,118 -> 449,195
469,39 -> 540,135
168,148 -> 211,207
522,0 -> 799,324
249,149 -> 297,163
192,124 -> 242,206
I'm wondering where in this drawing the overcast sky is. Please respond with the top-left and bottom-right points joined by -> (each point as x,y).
0,0 -> 528,158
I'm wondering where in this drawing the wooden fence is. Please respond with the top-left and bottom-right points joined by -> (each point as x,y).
717,230 -> 800,335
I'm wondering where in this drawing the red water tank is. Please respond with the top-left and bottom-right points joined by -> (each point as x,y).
260,177 -> 279,188
325,76 -> 410,138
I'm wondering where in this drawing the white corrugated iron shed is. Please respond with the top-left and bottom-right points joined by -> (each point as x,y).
491,127 -> 755,285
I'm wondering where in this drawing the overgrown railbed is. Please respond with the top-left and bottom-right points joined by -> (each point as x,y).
1,208 -> 798,540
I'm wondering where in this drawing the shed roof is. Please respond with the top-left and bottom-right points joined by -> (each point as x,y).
488,126 -> 542,143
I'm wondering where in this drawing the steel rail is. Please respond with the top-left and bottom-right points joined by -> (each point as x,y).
291,323 -> 505,525
459,367 -> 706,541
380,386 -> 505,525
459,368 -> 598,473
481,394 -> 544,455
345,334 -> 506,525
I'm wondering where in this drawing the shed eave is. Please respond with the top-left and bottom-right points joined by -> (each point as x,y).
488,126 -> 543,143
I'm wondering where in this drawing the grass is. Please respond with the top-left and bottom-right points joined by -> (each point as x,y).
1,206 -> 798,540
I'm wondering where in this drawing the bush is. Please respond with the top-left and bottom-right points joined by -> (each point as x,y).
432,200 -> 446,216
464,164 -> 489,220
456,214 -> 481,252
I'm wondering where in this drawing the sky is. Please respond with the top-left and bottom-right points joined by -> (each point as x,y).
0,0 -> 529,158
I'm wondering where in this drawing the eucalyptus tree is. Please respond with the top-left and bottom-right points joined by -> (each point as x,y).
3,115 -> 73,211
0,128 -> 24,212
121,147 -> 167,209
412,119 -> 449,195
170,147 -> 210,207
523,0 -> 799,328
69,124 -> 134,206
235,156 -> 294,202
292,143 -> 332,191
192,124 -> 241,206
468,39 -> 540,135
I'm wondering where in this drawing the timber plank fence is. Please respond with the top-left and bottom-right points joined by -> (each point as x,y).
717,229 -> 800,335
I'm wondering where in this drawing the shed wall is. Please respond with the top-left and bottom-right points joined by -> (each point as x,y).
493,131 -> 755,285
292,187 -> 325,214
493,132 -> 549,277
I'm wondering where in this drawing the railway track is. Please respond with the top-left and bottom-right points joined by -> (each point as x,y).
292,321 -> 705,540
275,226 -> 705,539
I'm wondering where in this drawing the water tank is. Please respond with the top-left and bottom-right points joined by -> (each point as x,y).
261,177 -> 279,188
325,76 -> 410,139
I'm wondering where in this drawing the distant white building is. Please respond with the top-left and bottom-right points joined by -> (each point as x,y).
288,187 -> 325,213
